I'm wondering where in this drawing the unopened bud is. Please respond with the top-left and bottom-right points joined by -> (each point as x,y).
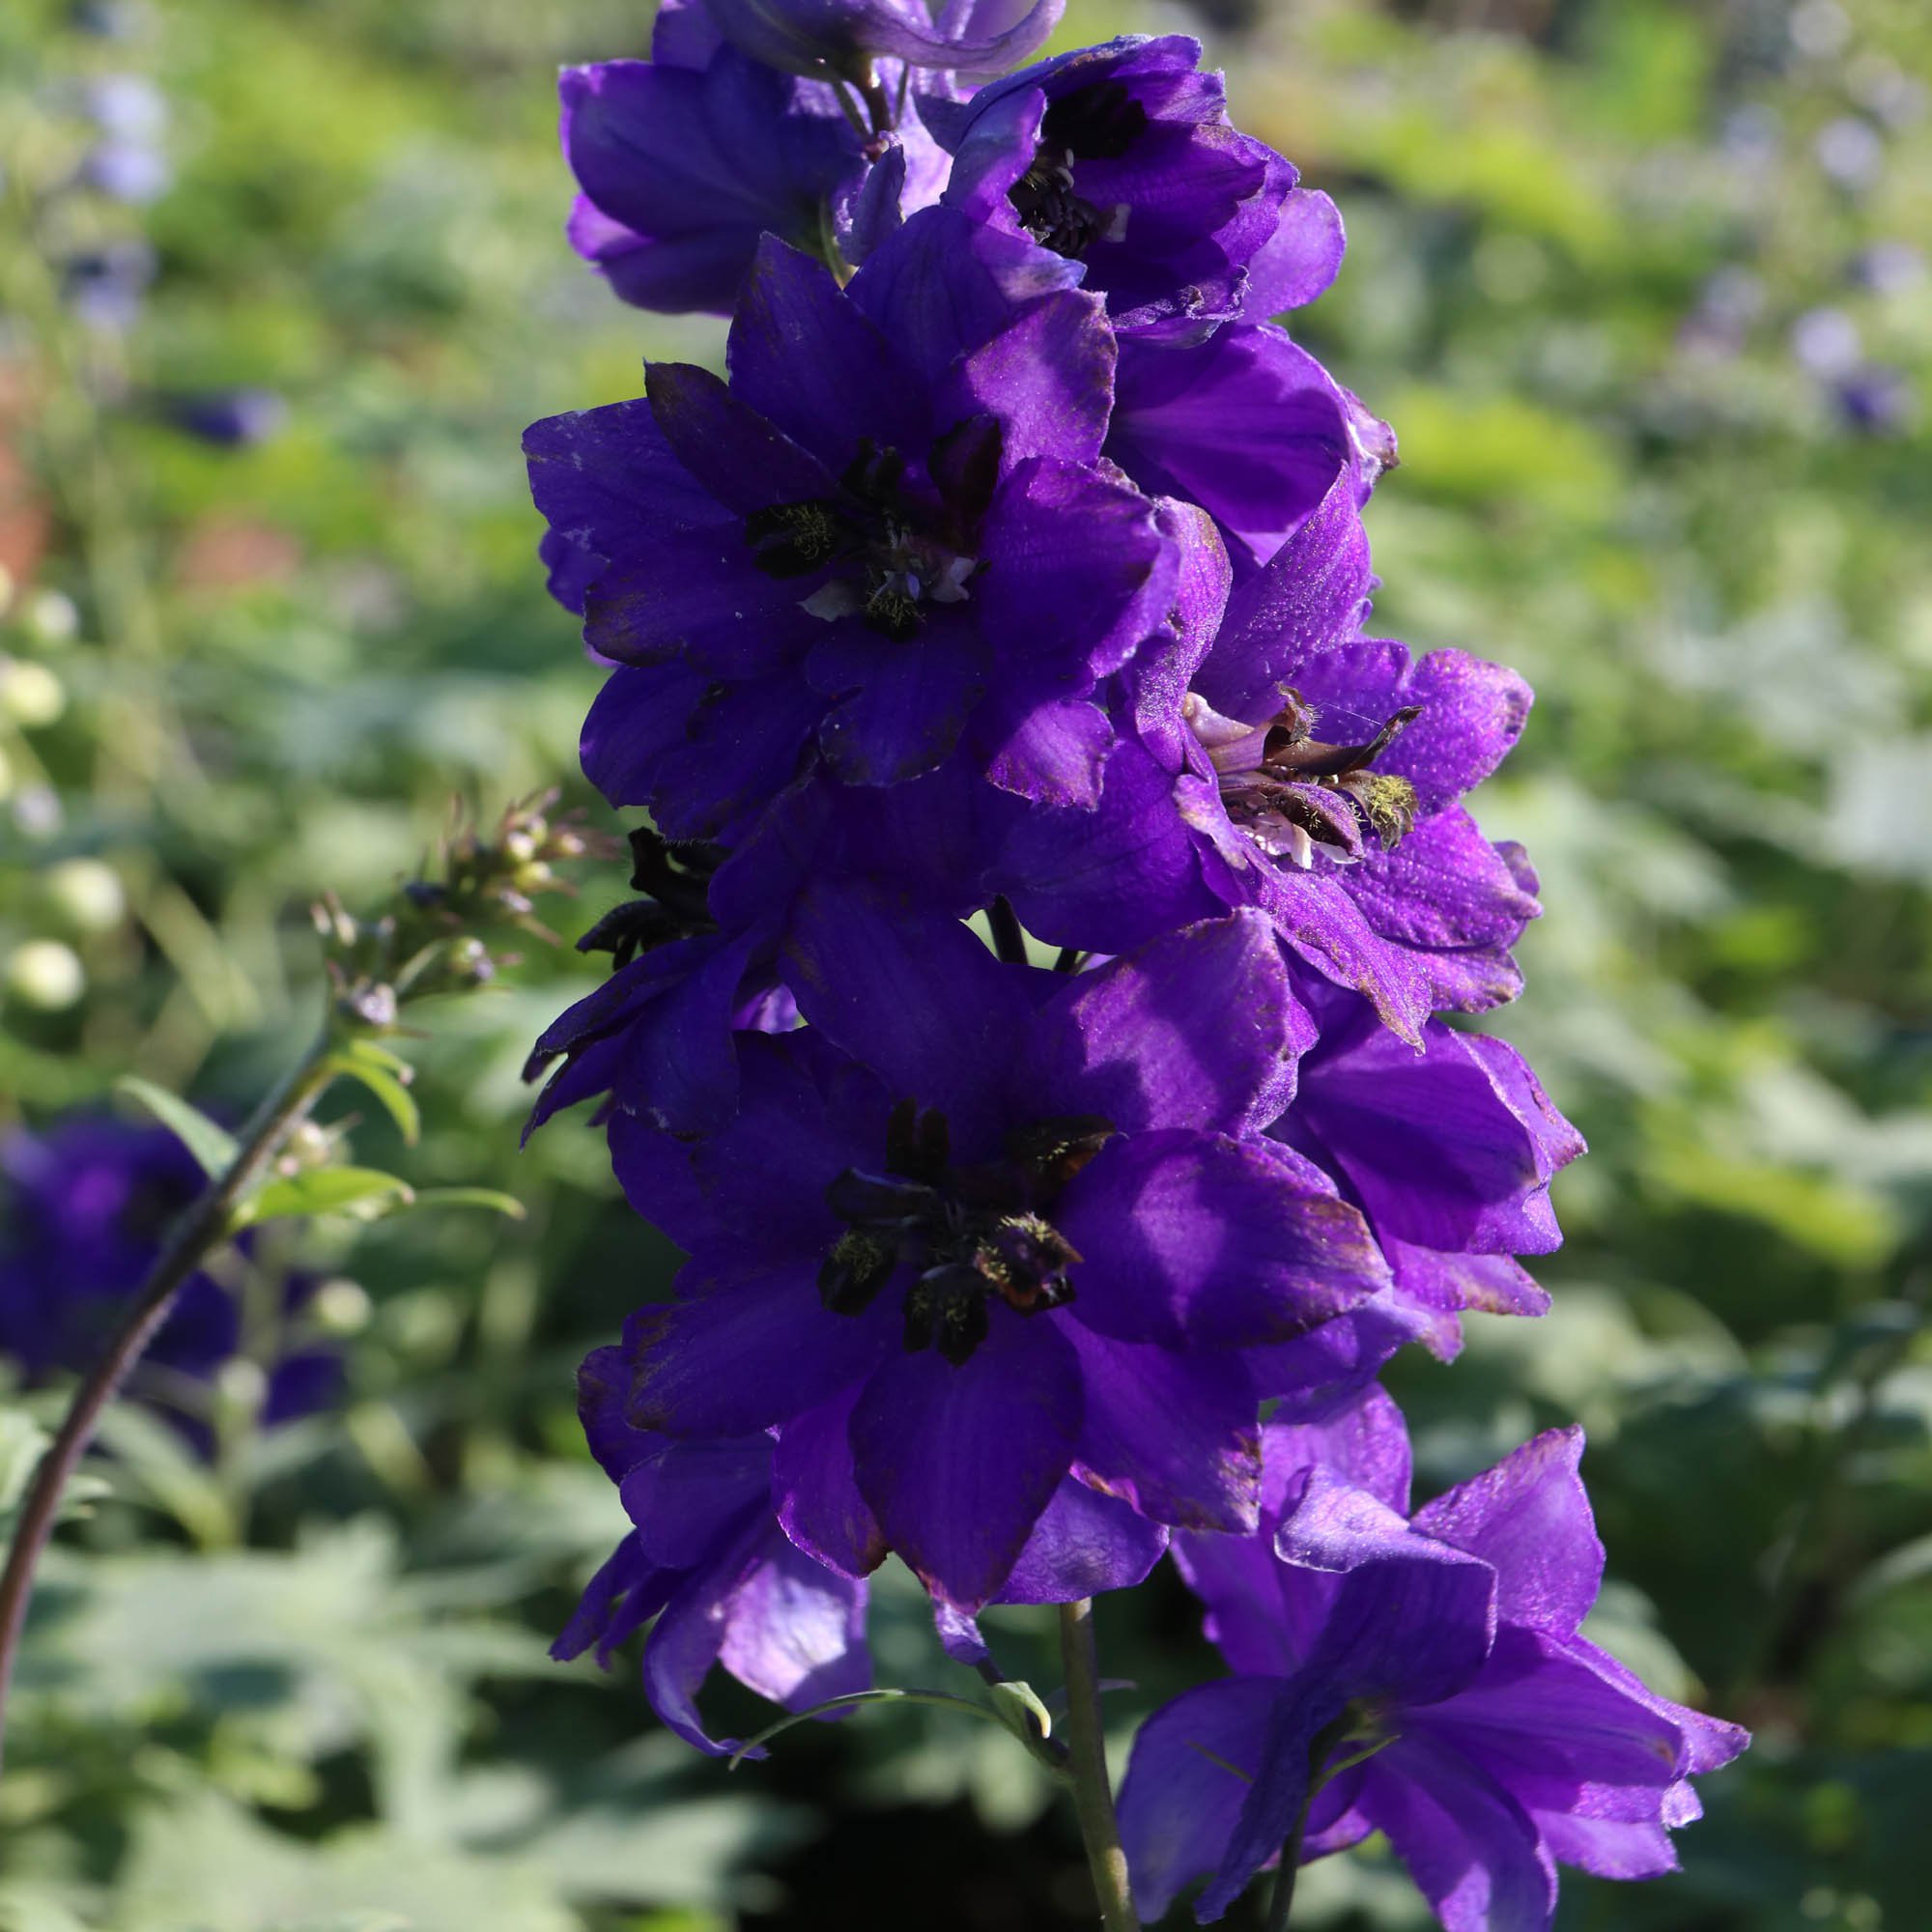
215,1357 -> 269,1416
6,939 -> 85,1009
43,857 -> 125,932
24,591 -> 79,644
501,828 -> 539,865
0,660 -> 67,727
13,785 -> 63,838
311,1278 -> 372,1335
449,936 -> 495,984
283,1121 -> 331,1168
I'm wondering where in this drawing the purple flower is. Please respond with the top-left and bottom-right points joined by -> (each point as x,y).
933,36 -> 1343,337
558,4 -> 945,317
554,1317 -> 870,1757
601,898 -> 1391,1609
1833,364 -> 1913,436
78,140 -> 172,204
159,387 -> 288,447
1269,970 -> 1584,1358
699,0 -> 1064,83
78,72 -> 166,140
60,239 -> 156,330
1118,1413 -> 1748,1926
995,488 -> 1539,1041
527,206 -> 1178,828
1104,323 -> 1393,578
0,1115 -> 342,1443
523,758 -> 1013,1135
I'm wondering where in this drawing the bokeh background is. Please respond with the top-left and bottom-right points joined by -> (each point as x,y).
2,0 -> 1929,1925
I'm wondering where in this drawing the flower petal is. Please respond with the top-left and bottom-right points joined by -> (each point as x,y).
1118,1676 -> 1293,1923
850,1307 -> 1082,1608
1065,1321 -> 1261,1532
1027,910 -> 1310,1136
1357,1731 -> 1558,1932
627,1266 -> 898,1438
994,1474 -> 1170,1604
1058,1129 -> 1386,1348
1409,1428 -> 1603,1637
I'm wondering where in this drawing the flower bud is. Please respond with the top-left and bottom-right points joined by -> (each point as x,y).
5,939 -> 86,1009
1,659 -> 68,727
22,591 -> 78,644
214,1357 -> 269,1417
311,1278 -> 372,1337
282,1121 -> 332,1170
43,857 -> 126,932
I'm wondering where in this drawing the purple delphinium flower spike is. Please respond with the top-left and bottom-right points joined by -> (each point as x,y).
700,0 -> 1064,83
1118,1421 -> 1749,1927
995,491 -> 1539,1041
556,1316 -> 870,1757
1269,966 -> 1585,1358
602,897 -> 1391,1610
558,3 -> 947,317
0,1115 -> 342,1445
527,205 -> 1179,827
934,36 -> 1340,339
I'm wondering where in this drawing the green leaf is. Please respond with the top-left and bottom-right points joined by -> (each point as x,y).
237,1167 -> 414,1226
724,1688 -> 1000,1769
327,1042 -> 420,1145
408,1186 -> 526,1219
116,1076 -> 239,1179
0,1406 -> 110,1540
987,1679 -> 1053,1747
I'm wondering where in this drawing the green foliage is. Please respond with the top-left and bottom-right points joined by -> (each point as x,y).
2,0 -> 1930,1926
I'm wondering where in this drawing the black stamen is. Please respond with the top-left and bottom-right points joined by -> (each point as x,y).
987,896 -> 1031,966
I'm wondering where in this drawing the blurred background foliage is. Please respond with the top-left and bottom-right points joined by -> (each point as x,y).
0,0 -> 1927,1925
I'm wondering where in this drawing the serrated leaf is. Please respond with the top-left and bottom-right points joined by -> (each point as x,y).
238,1167 -> 414,1226
327,1046 -> 420,1146
116,1076 -> 239,1179
408,1187 -> 526,1219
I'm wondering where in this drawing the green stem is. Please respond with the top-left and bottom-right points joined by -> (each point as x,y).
1058,1600 -> 1140,1932
1263,1802 -> 1313,1932
0,1030 -> 339,1768
1264,1717 -> 1355,1932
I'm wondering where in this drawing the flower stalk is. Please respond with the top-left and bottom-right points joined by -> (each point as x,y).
1058,1599 -> 1140,1932
0,1033 -> 336,1762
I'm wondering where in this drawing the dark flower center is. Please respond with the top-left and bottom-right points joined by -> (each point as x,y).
818,1098 -> 1115,1366
745,440 -> 980,643
576,827 -> 722,968
1009,80 -> 1147,261
1195,690 -> 1423,865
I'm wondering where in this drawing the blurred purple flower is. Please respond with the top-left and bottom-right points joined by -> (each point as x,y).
160,387 -> 289,447
0,1115 -> 342,1446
